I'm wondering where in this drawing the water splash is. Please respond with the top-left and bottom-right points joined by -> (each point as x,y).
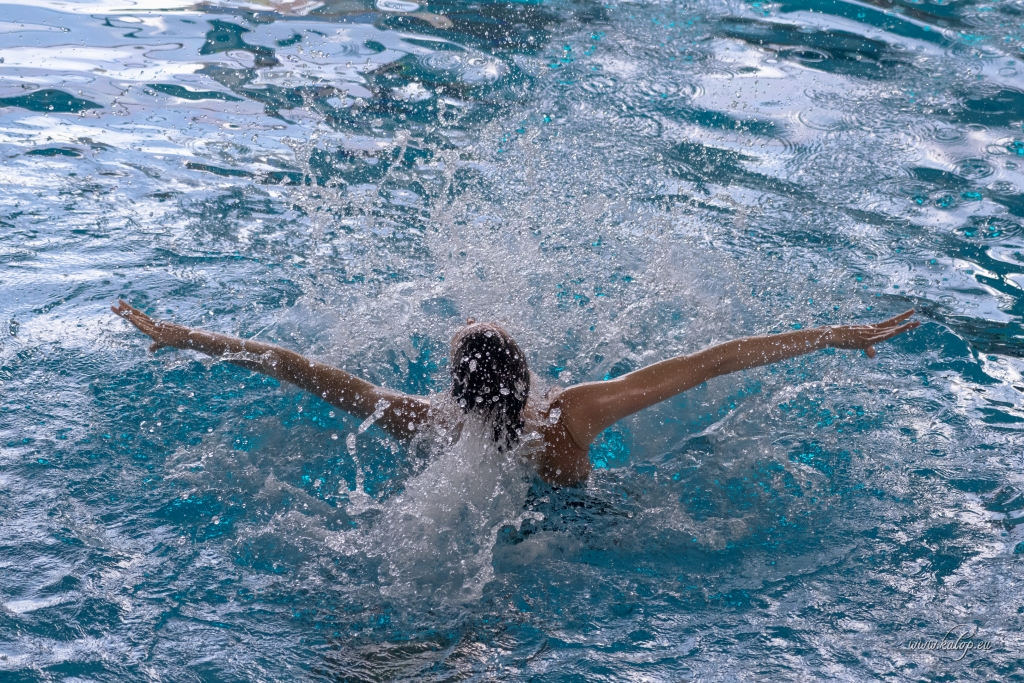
325,407 -> 534,605
5,0 -> 1024,679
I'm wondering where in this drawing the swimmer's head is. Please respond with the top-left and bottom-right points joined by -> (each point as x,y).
450,320 -> 529,449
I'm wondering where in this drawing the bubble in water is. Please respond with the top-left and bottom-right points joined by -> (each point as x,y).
376,0 -> 419,11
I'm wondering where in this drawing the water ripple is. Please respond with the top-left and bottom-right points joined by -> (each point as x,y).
3,0 -> 1024,680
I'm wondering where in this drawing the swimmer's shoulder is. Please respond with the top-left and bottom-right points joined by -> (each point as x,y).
529,383 -> 592,485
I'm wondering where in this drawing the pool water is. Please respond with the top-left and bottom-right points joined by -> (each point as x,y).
2,0 -> 1024,679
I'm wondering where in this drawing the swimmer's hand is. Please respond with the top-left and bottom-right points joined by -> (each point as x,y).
825,309 -> 919,359
111,300 -> 188,352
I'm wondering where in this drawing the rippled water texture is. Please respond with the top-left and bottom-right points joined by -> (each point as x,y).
3,0 -> 1024,680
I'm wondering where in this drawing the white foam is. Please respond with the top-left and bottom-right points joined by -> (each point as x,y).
328,410 -> 533,604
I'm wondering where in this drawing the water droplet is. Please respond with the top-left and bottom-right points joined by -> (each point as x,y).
548,407 -> 562,425
346,433 -> 357,454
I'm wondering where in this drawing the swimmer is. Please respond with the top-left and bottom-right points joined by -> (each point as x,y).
112,301 -> 918,485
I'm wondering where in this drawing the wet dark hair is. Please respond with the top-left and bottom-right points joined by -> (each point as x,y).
450,323 -> 529,449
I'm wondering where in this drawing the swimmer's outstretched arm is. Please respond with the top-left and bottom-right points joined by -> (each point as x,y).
558,310 -> 919,447
111,301 -> 428,441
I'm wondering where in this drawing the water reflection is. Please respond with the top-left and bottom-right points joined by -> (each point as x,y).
2,0 -> 1024,679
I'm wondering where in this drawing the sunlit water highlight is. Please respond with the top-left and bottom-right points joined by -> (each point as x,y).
2,0 -> 1024,680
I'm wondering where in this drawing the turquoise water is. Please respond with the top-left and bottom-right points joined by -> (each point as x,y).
2,0 -> 1024,679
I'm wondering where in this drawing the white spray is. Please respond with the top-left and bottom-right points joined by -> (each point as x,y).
328,400 -> 536,604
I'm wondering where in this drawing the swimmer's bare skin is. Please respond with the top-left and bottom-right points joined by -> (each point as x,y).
545,309 -> 919,484
113,301 -> 918,486
111,301 -> 428,441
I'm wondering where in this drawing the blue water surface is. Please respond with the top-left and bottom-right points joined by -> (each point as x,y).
2,0 -> 1024,680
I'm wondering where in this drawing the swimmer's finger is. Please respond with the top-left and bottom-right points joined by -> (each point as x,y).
869,321 -> 919,343
111,300 -> 138,319
865,345 -> 877,359
113,300 -> 147,323
124,311 -> 153,332
114,299 -> 140,314
875,309 -> 915,328
113,302 -> 161,338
